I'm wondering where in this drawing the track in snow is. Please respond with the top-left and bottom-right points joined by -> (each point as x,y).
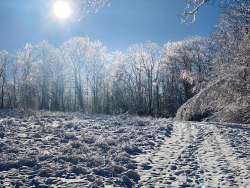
135,122 -> 250,187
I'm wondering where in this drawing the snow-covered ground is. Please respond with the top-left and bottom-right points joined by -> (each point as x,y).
0,110 -> 249,187
0,110 -> 172,187
135,122 -> 250,187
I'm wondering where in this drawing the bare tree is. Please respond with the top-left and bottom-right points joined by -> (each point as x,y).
0,51 -> 10,108
62,38 -> 88,111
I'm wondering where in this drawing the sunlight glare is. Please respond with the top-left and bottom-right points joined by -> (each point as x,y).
53,0 -> 72,20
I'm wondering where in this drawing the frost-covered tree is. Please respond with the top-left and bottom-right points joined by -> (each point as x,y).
67,0 -> 110,20
161,38 -> 209,100
16,44 -> 38,109
84,40 -> 107,113
209,0 -> 250,79
0,51 -> 11,108
110,42 -> 160,115
108,51 -> 129,113
62,37 -> 89,111
183,0 -> 250,22
61,37 -> 108,112
183,0 -> 211,22
127,42 -> 161,115
30,42 -> 65,110
158,37 -> 210,115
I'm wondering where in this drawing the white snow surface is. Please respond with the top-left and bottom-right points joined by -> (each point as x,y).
0,110 -> 249,187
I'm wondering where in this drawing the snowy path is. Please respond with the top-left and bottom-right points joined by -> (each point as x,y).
135,122 -> 250,187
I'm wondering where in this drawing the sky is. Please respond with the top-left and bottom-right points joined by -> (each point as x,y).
0,0 -> 221,52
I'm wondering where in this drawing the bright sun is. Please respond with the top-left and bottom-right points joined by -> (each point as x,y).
53,1 -> 72,20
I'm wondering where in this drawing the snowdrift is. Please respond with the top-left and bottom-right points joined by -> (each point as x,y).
176,67 -> 250,124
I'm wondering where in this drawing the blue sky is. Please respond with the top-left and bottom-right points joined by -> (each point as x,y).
0,0 -> 221,52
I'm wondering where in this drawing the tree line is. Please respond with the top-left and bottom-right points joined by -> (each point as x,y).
0,37 -> 211,116
0,1 -> 249,117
